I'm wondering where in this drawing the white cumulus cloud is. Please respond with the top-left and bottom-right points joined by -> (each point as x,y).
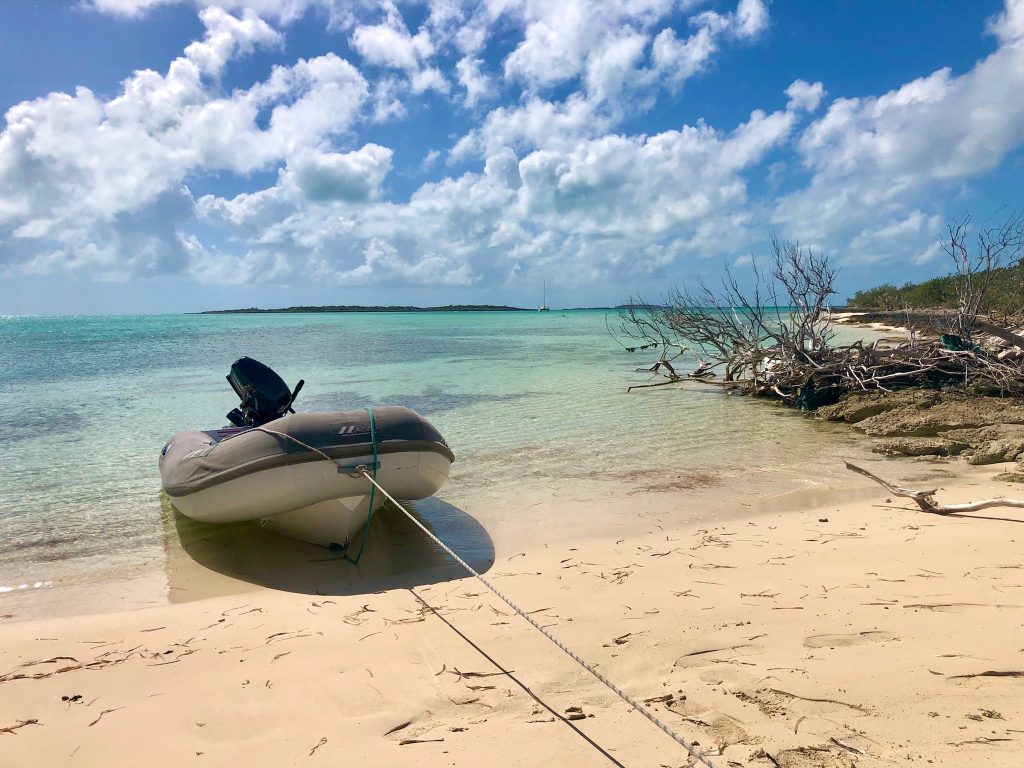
6,0 -> 1023,296
775,1 -> 1024,264
287,144 -> 394,202
0,8 -> 371,278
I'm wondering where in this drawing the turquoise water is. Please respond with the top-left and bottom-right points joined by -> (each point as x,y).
0,311 -> 880,610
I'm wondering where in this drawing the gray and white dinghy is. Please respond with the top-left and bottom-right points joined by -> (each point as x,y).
160,358 -> 454,549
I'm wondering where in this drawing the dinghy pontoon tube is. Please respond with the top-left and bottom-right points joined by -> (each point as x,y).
160,358 -> 454,548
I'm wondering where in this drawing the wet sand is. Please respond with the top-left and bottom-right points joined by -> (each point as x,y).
3,461 -> 1024,766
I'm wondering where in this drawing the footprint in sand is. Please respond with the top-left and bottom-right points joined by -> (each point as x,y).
803,630 -> 898,649
706,715 -> 750,751
697,665 -> 754,686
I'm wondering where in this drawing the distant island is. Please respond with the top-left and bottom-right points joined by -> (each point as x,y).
198,304 -> 532,314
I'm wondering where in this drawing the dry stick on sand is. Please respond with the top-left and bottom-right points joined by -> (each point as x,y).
844,461 -> 1024,515
1,719 -> 40,735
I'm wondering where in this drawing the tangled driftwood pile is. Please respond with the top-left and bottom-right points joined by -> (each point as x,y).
756,330 -> 1024,404
618,303 -> 1024,406
613,235 -> 1024,405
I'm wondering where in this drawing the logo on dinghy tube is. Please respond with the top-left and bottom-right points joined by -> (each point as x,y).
338,424 -> 371,437
185,443 -> 216,459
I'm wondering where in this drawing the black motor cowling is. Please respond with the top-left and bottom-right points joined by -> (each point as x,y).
225,357 -> 304,427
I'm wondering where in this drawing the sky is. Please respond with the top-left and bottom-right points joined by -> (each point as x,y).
0,0 -> 1022,314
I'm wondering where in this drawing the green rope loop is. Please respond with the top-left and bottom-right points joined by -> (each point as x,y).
344,406 -> 378,564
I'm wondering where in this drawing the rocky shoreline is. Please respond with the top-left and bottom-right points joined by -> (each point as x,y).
814,389 -> 1024,481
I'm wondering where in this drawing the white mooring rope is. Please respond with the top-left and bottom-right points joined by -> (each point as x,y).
355,466 -> 721,768
216,426 -> 720,765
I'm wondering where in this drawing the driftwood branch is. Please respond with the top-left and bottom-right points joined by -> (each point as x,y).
0,718 -> 40,735
975,319 -> 1024,351
626,380 -> 681,393
845,461 -> 1024,515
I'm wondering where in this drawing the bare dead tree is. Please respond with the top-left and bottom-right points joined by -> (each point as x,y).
944,211 -> 1024,337
764,235 -> 839,355
613,237 -> 839,400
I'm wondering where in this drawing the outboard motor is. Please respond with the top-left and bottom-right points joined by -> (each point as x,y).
225,357 -> 304,428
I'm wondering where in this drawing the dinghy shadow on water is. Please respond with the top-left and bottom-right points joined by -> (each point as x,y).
160,493 -> 494,601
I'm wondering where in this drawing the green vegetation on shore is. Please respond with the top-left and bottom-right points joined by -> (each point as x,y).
199,304 -> 531,314
848,257 -> 1023,313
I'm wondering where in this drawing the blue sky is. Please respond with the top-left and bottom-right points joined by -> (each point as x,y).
0,0 -> 1022,313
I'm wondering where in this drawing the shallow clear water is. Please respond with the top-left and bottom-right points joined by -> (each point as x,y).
0,311 -> 882,611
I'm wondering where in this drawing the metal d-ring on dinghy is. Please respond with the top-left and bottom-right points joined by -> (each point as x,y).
159,357 -> 454,551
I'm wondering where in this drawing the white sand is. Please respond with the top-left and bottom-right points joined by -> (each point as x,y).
3,461 -> 1024,766
831,311 -> 918,339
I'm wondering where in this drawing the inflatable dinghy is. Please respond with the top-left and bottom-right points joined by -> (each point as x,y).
160,358 -> 454,549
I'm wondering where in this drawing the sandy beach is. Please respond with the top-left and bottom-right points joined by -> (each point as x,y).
3,459 -> 1024,767
5,0 -> 1024,764
830,312 -> 917,340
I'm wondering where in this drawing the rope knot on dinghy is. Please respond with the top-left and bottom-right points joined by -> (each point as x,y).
340,408 -> 378,564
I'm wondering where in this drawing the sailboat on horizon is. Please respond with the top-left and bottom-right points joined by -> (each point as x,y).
538,280 -> 550,312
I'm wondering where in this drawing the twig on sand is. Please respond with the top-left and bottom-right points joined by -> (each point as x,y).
752,749 -> 782,767
845,461 -> 1024,515
678,644 -> 748,659
681,717 -> 711,727
342,606 -> 376,626
830,736 -> 866,755
88,708 -> 124,727
383,721 -> 412,736
400,738 -> 444,746
603,633 -> 633,647
308,737 -> 327,756
22,656 -> 77,667
1,719 -> 40,735
950,670 -> 1024,679
444,668 -> 514,681
642,693 -> 674,705
1,657 -> 126,683
768,688 -> 871,715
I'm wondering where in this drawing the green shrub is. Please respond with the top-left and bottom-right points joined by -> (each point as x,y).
848,261 -> 1024,314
